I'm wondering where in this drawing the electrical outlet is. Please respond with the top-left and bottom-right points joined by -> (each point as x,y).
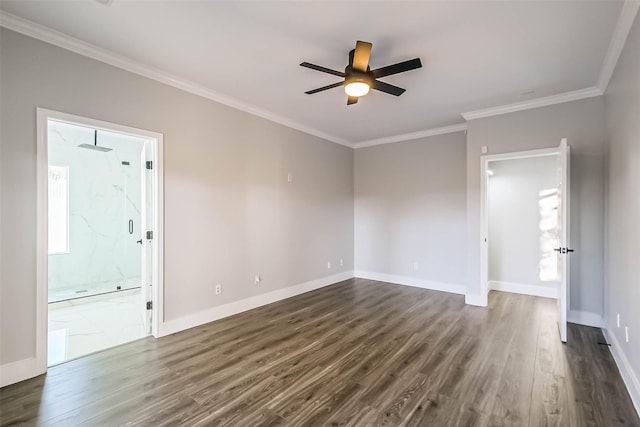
625,326 -> 629,343
327,261 -> 331,269
340,258 -> 343,267
255,275 -> 261,284
215,284 -> 221,295
413,262 -> 419,271
287,172 -> 293,183
617,313 -> 620,328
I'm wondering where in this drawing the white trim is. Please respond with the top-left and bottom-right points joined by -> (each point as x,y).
459,1 -> 639,121
36,110 -> 49,380
567,310 -> 603,328
481,147 -> 560,162
3,6 -> 635,148
460,0 -> 639,124
558,139 -> 570,343
603,327 -> 640,415
480,154 -> 489,309
0,12 -> 351,148
159,271 -> 354,337
461,87 -> 603,121
353,271 -> 467,295
464,293 -> 488,307
0,357 -> 40,388
489,280 -> 558,299
154,134 -> 165,338
36,108 -> 165,377
38,108 -> 165,141
353,123 -> 467,149
3,4 -> 638,146
597,1 -> 640,92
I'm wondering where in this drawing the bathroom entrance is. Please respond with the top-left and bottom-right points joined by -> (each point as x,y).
38,109 -> 163,367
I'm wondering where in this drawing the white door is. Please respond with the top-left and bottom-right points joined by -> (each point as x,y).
140,140 -> 154,335
557,138 -> 571,343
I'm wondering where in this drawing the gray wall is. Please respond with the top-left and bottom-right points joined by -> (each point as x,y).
488,156 -> 560,290
603,12 -> 640,390
354,132 -> 467,288
466,96 -> 607,315
0,29 -> 354,365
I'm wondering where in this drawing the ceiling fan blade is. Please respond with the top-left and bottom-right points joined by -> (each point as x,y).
305,81 -> 345,95
372,80 -> 406,96
371,58 -> 422,78
347,96 -> 358,105
352,41 -> 372,72
300,62 -> 345,77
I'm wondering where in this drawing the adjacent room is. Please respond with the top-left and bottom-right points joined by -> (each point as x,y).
46,119 -> 156,365
1,1 -> 639,425
486,154 -> 561,299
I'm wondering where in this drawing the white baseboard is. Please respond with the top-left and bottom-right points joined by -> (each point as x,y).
0,357 -> 42,388
159,271 -> 354,336
567,310 -> 603,328
603,327 -> 640,415
353,271 -> 467,295
2,271 -> 354,387
489,280 -> 558,299
464,293 -> 488,307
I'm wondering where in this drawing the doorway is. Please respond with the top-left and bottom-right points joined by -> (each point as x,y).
480,140 -> 571,342
37,109 -> 164,368
487,154 -> 560,298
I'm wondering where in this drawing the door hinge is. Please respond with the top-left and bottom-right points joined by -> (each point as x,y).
146,161 -> 153,170
146,231 -> 153,240
146,301 -> 152,310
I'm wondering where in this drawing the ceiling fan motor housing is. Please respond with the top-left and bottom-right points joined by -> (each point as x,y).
346,70 -> 373,87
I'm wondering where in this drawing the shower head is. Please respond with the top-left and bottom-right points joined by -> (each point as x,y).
77,130 -> 112,152
77,144 -> 112,152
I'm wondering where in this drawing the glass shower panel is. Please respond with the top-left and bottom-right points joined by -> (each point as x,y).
48,121 -> 143,303
120,157 -> 142,293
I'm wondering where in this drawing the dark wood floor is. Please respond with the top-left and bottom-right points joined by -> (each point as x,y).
1,278 -> 638,426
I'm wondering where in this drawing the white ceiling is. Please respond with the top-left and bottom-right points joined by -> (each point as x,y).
0,1 -> 627,145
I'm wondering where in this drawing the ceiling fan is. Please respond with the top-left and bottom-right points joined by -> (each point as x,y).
300,40 -> 422,105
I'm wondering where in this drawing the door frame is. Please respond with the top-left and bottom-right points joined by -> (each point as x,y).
479,146 -> 561,307
36,108 -> 164,373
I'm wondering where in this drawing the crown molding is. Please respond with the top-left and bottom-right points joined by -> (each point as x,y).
461,86 -> 603,121
0,12 -> 353,148
353,123 -> 467,149
461,0 -> 638,122
597,0 -> 640,92
3,2 -> 637,148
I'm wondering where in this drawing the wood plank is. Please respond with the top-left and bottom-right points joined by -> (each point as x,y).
1,279 -> 638,426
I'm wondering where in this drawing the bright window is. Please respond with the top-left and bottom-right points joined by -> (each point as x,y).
539,188 -> 559,281
48,165 -> 69,254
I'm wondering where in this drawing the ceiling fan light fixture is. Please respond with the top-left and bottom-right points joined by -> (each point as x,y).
344,73 -> 371,97
344,81 -> 370,97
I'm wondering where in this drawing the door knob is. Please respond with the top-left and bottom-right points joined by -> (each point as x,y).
554,247 -> 574,254
136,239 -> 143,245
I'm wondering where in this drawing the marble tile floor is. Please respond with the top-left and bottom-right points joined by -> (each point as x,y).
48,288 -> 148,366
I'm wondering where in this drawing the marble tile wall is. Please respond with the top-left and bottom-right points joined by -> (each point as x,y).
48,121 -> 147,301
